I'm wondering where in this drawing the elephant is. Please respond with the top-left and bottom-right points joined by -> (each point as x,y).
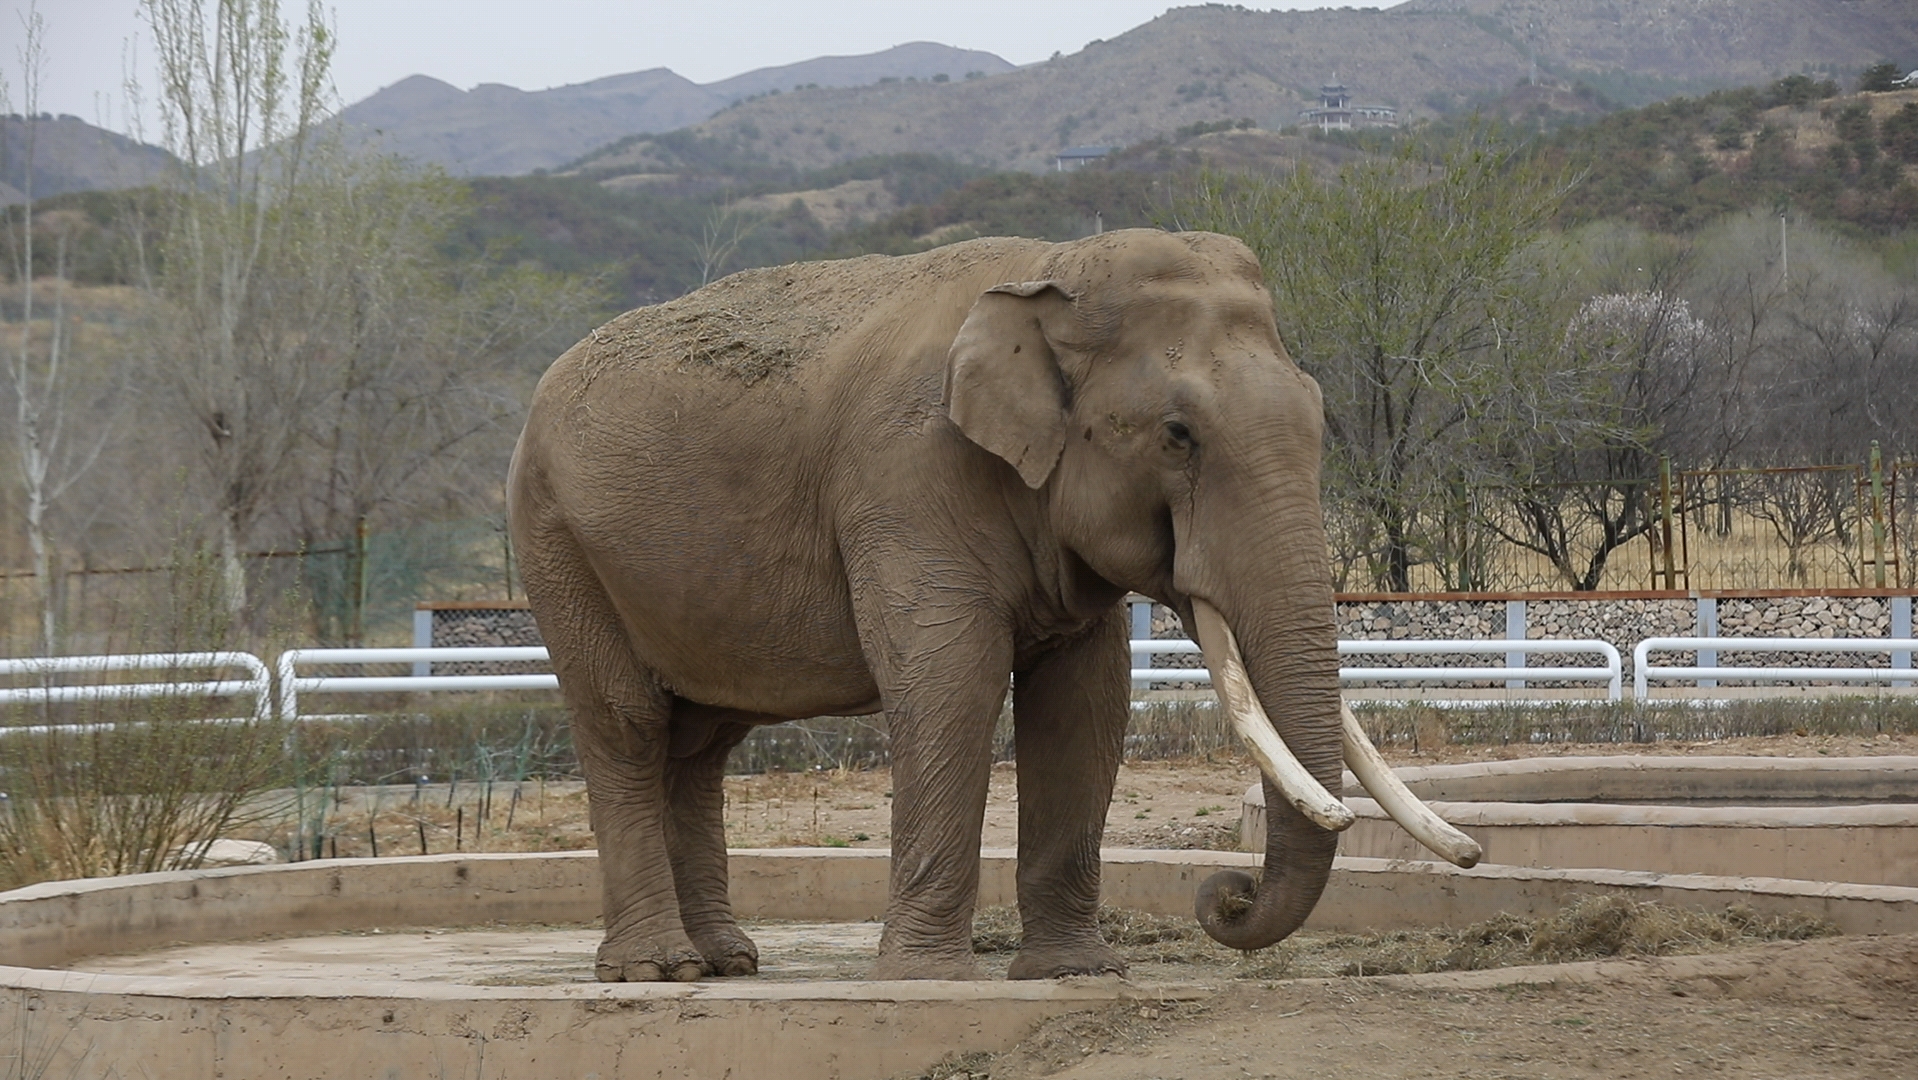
506,229 -> 1477,983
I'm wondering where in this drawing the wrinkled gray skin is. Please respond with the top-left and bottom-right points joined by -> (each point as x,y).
506,230 -> 1341,981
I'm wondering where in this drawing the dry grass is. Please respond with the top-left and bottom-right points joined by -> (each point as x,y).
0,553 -> 297,889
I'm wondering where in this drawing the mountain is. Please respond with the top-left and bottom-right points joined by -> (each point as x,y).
335,42 -> 1015,177
0,115 -> 174,203
573,0 -> 1918,177
1398,0 -> 1914,84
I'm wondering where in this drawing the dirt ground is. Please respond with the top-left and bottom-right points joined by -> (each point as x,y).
78,925 -> 1918,1078
962,932 -> 1918,1080
302,730 -> 1918,861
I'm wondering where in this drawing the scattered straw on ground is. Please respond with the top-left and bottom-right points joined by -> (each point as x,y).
970,896 -> 1837,978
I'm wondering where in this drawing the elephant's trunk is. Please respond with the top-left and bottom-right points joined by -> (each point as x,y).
1188,586 -> 1346,951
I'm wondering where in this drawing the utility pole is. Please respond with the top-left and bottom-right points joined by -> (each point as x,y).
1775,196 -> 1791,284
1871,443 -> 1888,589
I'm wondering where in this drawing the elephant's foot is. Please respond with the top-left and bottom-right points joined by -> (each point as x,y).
1007,939 -> 1127,980
689,925 -> 760,977
871,948 -> 985,981
595,935 -> 707,983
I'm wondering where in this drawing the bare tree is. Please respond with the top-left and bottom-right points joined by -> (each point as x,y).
691,201 -> 760,287
1489,282 -> 1728,590
1,6 -> 113,652
273,163 -> 601,640
132,0 -> 338,624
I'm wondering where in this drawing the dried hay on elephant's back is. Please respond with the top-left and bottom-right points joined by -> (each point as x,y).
574,263 -> 858,387
566,236 -> 1048,390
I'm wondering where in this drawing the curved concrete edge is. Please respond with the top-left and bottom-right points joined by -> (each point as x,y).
5,851 -> 1917,1080
1318,856 -> 1918,936
1335,754 -> 1918,803
1250,756 -> 1918,885
9,849 -> 1916,971
1307,794 -> 1918,827
0,977 -> 1205,1080
0,963 -> 1209,1004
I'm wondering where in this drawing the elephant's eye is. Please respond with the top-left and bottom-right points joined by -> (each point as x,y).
1164,421 -> 1194,448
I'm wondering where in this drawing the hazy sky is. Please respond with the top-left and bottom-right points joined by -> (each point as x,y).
8,0 -> 1388,135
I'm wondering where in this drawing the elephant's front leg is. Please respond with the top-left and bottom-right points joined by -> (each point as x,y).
1007,608 -> 1130,979
863,607 -> 1012,980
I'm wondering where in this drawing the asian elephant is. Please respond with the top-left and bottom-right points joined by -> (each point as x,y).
506,229 -> 1476,983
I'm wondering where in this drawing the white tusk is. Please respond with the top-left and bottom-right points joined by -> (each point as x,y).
1340,702 -> 1483,868
1190,599 -> 1354,832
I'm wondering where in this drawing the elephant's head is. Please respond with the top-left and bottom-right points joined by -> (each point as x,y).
945,229 -> 1477,950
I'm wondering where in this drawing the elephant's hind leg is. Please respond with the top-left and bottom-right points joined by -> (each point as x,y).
521,540 -> 705,982
665,710 -> 759,976
1007,608 -> 1130,980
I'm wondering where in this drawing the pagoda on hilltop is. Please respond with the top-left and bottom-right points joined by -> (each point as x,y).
1298,81 -> 1398,132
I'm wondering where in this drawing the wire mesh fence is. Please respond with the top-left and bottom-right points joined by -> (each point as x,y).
1324,452 -> 1918,594
1,517 -> 517,654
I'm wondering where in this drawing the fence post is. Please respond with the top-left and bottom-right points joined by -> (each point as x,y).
413,607 -> 433,677
1130,597 -> 1152,642
502,526 -> 517,602
1659,457 -> 1679,590
1696,597 -> 1718,689
1895,595 -> 1912,690
351,516 -> 371,647
1504,599 -> 1527,689
1871,443 -> 1888,589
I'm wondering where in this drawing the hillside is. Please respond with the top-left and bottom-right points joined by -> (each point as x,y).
575,0 -> 1918,178
1400,0 -> 1914,91
334,42 -> 1014,177
0,115 -> 173,203
1547,81 -> 1918,233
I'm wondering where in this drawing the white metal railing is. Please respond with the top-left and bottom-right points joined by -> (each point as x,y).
1133,638 -> 1624,701
18,631 -> 1918,730
1129,638 -> 1203,686
1634,637 -> 1918,700
276,647 -> 557,721
1341,639 -> 1623,701
0,652 -> 274,722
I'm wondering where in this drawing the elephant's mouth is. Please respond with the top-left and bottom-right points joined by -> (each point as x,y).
1188,598 -> 1482,867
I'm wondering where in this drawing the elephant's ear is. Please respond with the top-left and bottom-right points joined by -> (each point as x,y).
944,280 -> 1073,489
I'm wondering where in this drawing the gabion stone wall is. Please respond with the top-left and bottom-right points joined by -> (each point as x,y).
428,594 -> 1918,686
1693,596 -> 1904,684
425,605 -> 543,675
430,606 -> 542,647
1715,596 -> 1890,637
1140,593 -> 1914,685
1338,599 -> 1505,640
1516,597 -> 1696,682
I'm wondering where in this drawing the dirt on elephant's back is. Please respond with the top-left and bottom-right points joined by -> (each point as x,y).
570,236 -> 1046,389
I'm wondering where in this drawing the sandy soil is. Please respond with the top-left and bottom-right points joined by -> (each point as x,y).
958,932 -> 1918,1080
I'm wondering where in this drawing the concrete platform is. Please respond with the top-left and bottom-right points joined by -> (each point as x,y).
7,845 -> 1918,1078
1244,756 -> 1918,886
